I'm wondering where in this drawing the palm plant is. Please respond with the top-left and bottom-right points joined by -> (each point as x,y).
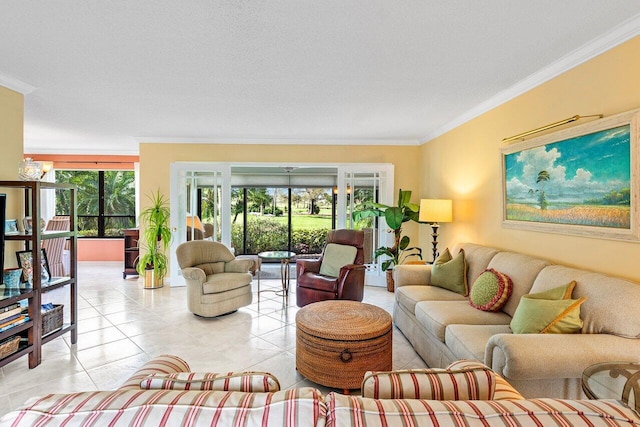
136,190 -> 172,281
352,189 -> 422,271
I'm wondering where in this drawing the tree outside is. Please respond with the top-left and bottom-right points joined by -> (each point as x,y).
56,170 -> 136,237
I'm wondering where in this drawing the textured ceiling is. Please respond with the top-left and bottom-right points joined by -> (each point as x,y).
1,1 -> 639,155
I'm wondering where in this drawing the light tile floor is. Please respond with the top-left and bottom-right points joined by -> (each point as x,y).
0,261 -> 427,416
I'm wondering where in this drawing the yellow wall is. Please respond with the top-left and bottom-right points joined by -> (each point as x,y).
139,143 -> 423,253
0,86 -> 25,265
420,35 -> 640,281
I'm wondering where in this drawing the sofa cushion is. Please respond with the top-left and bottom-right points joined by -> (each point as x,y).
510,296 -> 586,334
430,248 -> 468,296
319,243 -> 357,277
454,243 -> 499,285
361,366 -> 496,400
532,265 -> 640,338
396,285 -> 467,314
140,371 -> 280,392
202,272 -> 252,294
415,301 -> 511,342
445,324 -> 511,361
325,395 -> 640,426
469,269 -> 513,312
4,388 -> 326,426
485,252 -> 550,317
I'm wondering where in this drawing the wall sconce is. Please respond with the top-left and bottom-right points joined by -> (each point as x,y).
40,161 -> 54,179
419,199 -> 453,263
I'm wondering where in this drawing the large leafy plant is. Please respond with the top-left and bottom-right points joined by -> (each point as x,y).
137,190 -> 172,279
352,189 -> 422,271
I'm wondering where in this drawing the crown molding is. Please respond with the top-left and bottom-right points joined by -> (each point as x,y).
420,13 -> 640,144
0,72 -> 36,94
134,136 -> 421,146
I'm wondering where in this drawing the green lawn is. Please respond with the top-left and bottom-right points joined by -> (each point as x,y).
269,214 -> 332,229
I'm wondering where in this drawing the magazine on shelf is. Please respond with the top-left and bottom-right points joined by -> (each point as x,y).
0,315 -> 29,332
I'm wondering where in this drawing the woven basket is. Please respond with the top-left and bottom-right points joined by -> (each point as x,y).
296,301 -> 392,391
42,304 -> 63,336
0,336 -> 20,359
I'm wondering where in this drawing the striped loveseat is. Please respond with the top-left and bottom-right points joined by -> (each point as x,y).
2,355 -> 640,426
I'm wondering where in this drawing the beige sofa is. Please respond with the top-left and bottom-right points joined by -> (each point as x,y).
393,242 -> 640,399
3,355 -> 639,426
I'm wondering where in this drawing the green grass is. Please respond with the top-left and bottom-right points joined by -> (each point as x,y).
267,214 -> 331,229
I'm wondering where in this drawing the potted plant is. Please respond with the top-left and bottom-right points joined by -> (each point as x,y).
352,189 -> 422,291
137,190 -> 172,289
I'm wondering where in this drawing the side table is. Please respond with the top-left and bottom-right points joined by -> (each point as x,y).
582,362 -> 640,412
257,251 -> 296,300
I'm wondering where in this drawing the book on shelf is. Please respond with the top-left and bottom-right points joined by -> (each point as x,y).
0,307 -> 23,322
1,303 -> 19,313
0,315 -> 29,332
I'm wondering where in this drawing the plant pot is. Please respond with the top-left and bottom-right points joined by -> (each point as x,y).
386,269 -> 395,293
144,269 -> 163,289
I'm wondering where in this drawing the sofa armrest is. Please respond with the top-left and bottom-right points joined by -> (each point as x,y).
393,264 -> 432,288
118,354 -> 190,390
296,258 -> 321,277
485,333 -> 640,380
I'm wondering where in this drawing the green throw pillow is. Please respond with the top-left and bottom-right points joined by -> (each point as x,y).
469,269 -> 513,312
430,248 -> 468,296
510,282 -> 585,334
319,243 -> 357,278
510,297 -> 585,334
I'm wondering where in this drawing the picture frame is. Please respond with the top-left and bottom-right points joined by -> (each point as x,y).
4,219 -> 19,235
16,249 -> 51,284
22,217 -> 32,233
501,109 -> 639,241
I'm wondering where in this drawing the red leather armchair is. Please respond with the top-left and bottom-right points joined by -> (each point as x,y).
296,229 -> 366,307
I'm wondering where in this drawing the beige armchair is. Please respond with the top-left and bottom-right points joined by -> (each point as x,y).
176,240 -> 253,317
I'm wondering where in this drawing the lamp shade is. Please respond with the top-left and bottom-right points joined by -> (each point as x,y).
186,215 -> 204,231
419,199 -> 452,223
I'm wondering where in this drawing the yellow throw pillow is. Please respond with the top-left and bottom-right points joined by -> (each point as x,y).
510,282 -> 585,334
430,248 -> 468,296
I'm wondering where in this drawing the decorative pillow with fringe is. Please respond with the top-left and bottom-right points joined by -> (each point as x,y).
469,268 -> 513,312
140,371 -> 280,392
361,365 -> 495,400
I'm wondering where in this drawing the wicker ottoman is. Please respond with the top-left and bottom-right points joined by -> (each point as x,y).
296,300 -> 392,393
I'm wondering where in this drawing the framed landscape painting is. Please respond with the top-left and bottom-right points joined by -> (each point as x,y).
501,109 -> 640,241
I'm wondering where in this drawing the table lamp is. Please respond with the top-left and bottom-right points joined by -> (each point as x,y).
419,199 -> 453,263
186,215 -> 204,231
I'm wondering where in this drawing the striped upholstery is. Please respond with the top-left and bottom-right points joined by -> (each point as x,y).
361,366 -> 496,400
140,371 -> 280,392
41,217 -> 70,277
326,394 -> 640,427
118,354 -> 191,390
3,388 -> 325,426
447,359 -> 525,400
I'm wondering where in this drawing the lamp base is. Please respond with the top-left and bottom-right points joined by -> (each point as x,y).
430,223 -> 440,263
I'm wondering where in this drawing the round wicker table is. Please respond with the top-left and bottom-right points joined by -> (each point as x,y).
295,300 -> 392,393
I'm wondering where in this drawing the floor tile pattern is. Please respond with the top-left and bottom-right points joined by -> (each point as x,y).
0,262 -> 426,416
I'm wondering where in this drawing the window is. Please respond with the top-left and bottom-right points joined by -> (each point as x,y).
56,170 -> 136,237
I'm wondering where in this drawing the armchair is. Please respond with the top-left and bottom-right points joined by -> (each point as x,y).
176,240 -> 254,317
295,229 -> 366,307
